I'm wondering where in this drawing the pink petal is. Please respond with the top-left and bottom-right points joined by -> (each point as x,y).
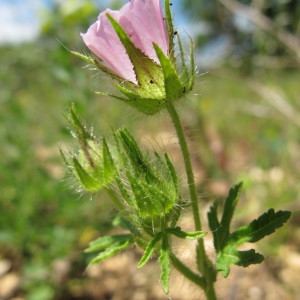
81,0 -> 169,84
117,0 -> 168,63
81,8 -> 137,84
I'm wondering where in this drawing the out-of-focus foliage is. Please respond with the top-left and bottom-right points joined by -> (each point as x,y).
181,0 -> 300,70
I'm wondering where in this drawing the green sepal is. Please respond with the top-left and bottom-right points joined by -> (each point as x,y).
176,34 -> 195,92
154,43 -> 184,102
164,0 -> 175,64
166,227 -> 206,240
138,232 -> 162,268
85,234 -> 133,253
102,138 -> 115,183
114,84 -> 165,115
159,233 -> 171,294
187,37 -> 195,91
106,14 -> 165,96
71,50 -> 123,80
71,50 -> 95,65
72,156 -> 101,192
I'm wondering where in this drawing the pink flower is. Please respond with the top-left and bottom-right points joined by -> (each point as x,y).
81,0 -> 168,84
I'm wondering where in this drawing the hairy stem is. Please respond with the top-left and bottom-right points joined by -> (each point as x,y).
166,102 -> 216,300
170,253 -> 206,289
166,102 -> 201,231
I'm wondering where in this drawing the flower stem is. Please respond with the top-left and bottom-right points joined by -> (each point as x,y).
166,102 -> 216,300
166,102 -> 201,230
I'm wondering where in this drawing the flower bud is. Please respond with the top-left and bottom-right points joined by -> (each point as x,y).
61,106 -> 115,192
75,0 -> 195,115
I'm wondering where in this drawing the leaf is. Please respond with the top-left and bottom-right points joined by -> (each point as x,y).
137,232 -> 162,268
216,245 -> 264,277
235,249 -> 264,267
208,182 -> 291,278
85,234 -> 133,253
88,239 -> 132,266
159,233 -> 171,294
220,182 -> 243,242
230,209 -> 292,245
166,227 -> 206,240
207,201 -> 221,251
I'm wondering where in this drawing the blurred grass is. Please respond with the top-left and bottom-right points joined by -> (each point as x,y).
0,37 -> 299,299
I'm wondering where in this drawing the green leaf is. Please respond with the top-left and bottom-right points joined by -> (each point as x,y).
235,249 -> 264,267
137,232 -> 162,268
88,239 -> 132,266
85,234 -> 133,253
216,245 -> 264,277
220,182 -> 243,239
166,227 -> 206,240
230,209 -> 292,245
159,233 -> 171,294
207,201 -> 221,251
208,183 -> 243,251
209,183 -> 291,278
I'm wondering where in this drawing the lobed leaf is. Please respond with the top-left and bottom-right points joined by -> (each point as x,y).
230,209 -> 291,245
207,201 -> 221,251
216,245 -> 264,277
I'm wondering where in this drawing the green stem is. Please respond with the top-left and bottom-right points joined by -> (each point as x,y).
166,102 -> 217,300
170,253 -> 205,289
166,102 -> 201,231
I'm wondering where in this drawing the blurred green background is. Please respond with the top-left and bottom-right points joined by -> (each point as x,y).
0,0 -> 299,299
